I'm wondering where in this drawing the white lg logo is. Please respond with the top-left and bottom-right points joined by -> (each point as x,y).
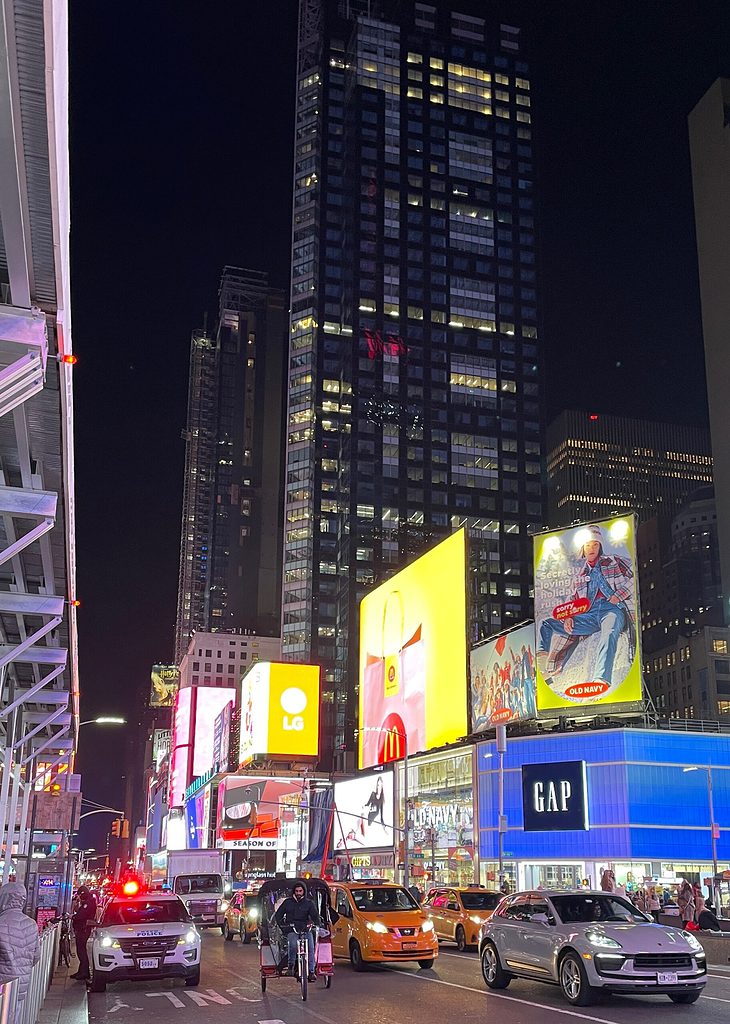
281,687 -> 307,731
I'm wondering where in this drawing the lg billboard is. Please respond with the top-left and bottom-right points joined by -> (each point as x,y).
238,662 -> 320,764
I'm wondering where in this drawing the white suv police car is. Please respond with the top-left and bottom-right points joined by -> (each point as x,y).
89,888 -> 201,992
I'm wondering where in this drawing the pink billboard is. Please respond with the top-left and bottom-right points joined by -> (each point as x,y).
192,687 -> 237,778
169,687 -> 193,807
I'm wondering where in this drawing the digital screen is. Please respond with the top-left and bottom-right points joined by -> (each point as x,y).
471,622 -> 537,730
533,517 -> 642,712
358,530 -> 468,769
238,662 -> 320,763
332,772 -> 394,850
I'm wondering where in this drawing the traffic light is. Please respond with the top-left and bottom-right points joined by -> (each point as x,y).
122,819 -> 129,839
111,819 -> 121,838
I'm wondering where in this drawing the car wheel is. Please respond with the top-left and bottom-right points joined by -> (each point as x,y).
223,921 -> 233,942
418,959 -> 434,970
456,926 -> 467,952
559,952 -> 599,1006
88,970 -> 106,994
350,939 -> 366,972
668,992 -> 701,1004
261,976 -> 266,992
220,923 -> 226,936
185,968 -> 201,987
241,926 -> 251,945
480,941 -> 510,990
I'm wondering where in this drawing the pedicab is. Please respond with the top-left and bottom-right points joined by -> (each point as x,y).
257,877 -> 335,1001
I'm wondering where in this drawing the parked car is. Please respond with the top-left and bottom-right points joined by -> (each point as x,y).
479,890 -> 706,1006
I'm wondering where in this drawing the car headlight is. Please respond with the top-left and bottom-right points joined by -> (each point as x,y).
216,899 -> 223,911
584,929 -> 622,949
247,907 -> 259,920
469,915 -> 483,925
99,933 -> 113,948
178,930 -> 198,945
220,900 -> 230,913
421,919 -> 434,933
682,930 -> 704,953
366,921 -> 388,934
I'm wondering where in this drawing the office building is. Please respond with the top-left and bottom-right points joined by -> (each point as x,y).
177,629 -> 281,688
546,410 -> 712,528
638,486 -> 723,656
283,1 -> 544,761
643,626 -> 730,724
175,268 -> 287,661
689,78 -> 730,621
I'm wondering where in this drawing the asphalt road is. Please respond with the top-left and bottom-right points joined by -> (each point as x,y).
85,930 -> 730,1024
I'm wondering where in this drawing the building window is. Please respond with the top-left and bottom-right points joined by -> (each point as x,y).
713,639 -> 728,654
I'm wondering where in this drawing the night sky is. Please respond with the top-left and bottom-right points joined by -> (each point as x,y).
70,1 -> 728,847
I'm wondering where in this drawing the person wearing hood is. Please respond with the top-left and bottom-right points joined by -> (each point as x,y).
0,882 -> 41,1014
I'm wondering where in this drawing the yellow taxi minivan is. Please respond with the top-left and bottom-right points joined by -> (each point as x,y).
221,890 -> 260,944
329,881 -> 438,971
423,886 -> 502,950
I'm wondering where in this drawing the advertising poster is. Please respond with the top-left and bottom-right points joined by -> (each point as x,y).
470,622 -> 537,731
217,775 -> 307,850
533,516 -> 642,712
358,529 -> 468,769
238,662 -> 320,764
192,686 -> 237,778
333,771 -> 394,850
149,664 -> 179,708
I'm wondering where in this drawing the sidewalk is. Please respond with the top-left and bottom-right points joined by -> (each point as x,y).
36,964 -> 87,1024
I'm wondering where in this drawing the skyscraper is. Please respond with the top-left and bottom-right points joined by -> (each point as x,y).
175,268 -> 287,662
283,1 -> 544,762
689,78 -> 730,622
546,410 -> 712,528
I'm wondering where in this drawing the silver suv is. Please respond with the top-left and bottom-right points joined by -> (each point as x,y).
479,890 -> 706,1006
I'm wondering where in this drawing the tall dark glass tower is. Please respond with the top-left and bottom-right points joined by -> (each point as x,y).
283,1 -> 544,764
175,268 -> 287,662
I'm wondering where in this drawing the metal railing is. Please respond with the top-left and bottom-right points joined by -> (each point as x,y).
0,923 -> 59,1024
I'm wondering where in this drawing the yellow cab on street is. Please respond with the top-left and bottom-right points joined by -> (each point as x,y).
328,881 -> 438,971
423,886 -> 502,950
221,890 -> 261,944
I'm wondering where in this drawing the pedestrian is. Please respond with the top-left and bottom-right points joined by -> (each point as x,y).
0,881 -> 41,1021
600,869 -> 616,893
697,899 -> 722,932
647,887 -> 661,922
634,888 -> 647,913
71,884 -> 97,982
677,880 -> 695,926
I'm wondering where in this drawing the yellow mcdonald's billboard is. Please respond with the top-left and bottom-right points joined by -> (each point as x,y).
533,516 -> 643,712
358,530 -> 468,769
239,662 -> 320,763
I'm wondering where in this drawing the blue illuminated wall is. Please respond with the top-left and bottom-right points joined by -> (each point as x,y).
478,729 -> 730,862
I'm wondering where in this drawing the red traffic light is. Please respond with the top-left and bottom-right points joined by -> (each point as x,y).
61,354 -> 78,365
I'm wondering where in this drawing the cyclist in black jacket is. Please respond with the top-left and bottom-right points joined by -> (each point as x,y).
274,883 -> 320,981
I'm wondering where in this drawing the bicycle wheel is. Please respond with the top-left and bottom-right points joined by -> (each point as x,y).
298,944 -> 308,1002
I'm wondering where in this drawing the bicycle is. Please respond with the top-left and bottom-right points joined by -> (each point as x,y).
294,927 -> 312,1002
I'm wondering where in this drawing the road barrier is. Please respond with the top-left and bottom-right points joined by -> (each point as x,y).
0,923 -> 59,1024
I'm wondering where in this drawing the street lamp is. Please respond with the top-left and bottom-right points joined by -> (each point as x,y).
683,766 -> 720,912
79,717 -> 126,727
356,725 -> 409,889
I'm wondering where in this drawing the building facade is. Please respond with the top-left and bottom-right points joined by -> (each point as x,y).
175,268 -> 287,662
689,78 -> 730,623
546,410 -> 712,528
643,626 -> 730,724
178,629 -> 281,689
283,0 -> 544,762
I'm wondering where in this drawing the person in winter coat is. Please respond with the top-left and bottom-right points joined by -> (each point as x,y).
600,869 -> 616,893
71,885 -> 97,982
0,881 -> 41,1013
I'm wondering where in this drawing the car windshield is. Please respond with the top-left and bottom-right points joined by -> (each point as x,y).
103,899 -> 191,925
461,892 -> 501,911
551,895 -> 649,924
174,874 -> 222,895
351,887 -> 418,912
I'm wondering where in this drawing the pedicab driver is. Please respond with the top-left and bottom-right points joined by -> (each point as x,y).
274,882 -> 320,982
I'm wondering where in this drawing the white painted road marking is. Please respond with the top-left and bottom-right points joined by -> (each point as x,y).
145,992 -> 185,1008
184,990 -> 232,1007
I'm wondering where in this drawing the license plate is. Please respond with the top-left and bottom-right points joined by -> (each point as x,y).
657,972 -> 678,985
139,959 -> 159,970
402,942 -> 418,950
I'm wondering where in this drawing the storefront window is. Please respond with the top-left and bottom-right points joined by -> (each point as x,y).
399,748 -> 476,889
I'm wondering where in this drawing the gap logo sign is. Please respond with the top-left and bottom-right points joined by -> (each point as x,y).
521,760 -> 589,831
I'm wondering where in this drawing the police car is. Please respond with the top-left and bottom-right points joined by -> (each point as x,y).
88,882 -> 201,992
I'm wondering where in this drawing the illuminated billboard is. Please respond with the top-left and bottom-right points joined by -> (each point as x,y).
192,687 -> 237,778
471,622 -> 537,731
359,529 -> 468,769
238,662 -> 320,764
150,664 -> 179,708
333,771 -> 394,851
533,516 -> 642,712
217,775 -> 307,851
169,687 -> 192,807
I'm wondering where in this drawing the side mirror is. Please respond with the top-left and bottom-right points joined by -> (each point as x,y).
532,913 -> 551,926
